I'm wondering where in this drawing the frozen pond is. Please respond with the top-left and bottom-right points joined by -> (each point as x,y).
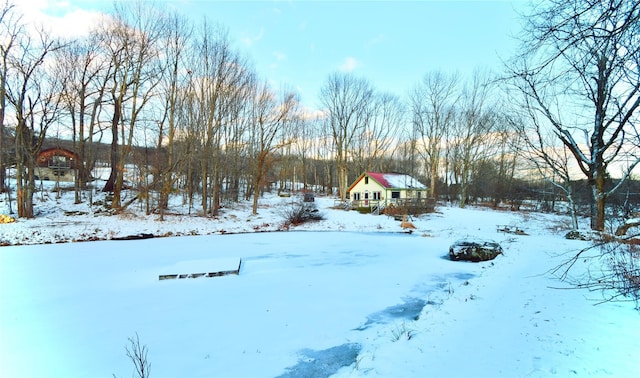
0,231 -> 478,377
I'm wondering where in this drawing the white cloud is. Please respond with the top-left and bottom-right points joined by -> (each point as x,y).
15,1 -> 108,38
300,107 -> 325,121
339,57 -> 359,72
366,33 -> 387,48
272,51 -> 286,61
241,28 -> 264,48
268,52 -> 286,71
48,9 -> 106,38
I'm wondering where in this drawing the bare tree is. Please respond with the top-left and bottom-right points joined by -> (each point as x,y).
56,30 -> 112,204
223,79 -> 252,204
514,94 -> 581,228
100,2 -> 167,210
509,0 -> 640,230
248,82 -> 298,214
0,0 -> 19,196
125,333 -> 150,378
469,109 -> 526,210
352,92 -> 404,173
188,21 -> 253,216
409,70 -> 459,198
154,12 -> 191,220
4,21 -> 62,218
449,73 -> 498,208
494,114 -> 524,208
292,116 -> 322,192
307,116 -> 336,195
305,116 -> 335,195
174,71 -> 200,213
320,72 -> 374,200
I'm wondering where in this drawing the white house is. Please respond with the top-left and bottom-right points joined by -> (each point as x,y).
347,172 -> 429,213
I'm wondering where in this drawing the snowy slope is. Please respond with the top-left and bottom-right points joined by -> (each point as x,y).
0,189 -> 638,377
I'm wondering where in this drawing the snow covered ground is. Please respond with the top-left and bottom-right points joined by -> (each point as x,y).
0,187 -> 638,377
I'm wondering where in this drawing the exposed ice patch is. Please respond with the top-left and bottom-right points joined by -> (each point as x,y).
277,343 -> 362,378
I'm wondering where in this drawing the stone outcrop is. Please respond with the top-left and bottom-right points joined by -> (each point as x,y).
565,230 -> 590,240
449,239 -> 503,262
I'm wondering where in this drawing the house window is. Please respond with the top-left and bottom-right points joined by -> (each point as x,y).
373,192 -> 381,200
50,155 -> 71,168
391,191 -> 400,199
365,177 -> 369,184
352,192 -> 360,201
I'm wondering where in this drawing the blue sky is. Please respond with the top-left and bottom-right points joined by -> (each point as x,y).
176,0 -> 527,108
29,0 -> 527,110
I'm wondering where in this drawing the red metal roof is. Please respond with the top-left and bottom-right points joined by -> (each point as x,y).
367,172 -> 392,188
348,172 -> 427,192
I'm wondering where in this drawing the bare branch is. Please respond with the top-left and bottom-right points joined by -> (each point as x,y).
125,332 -> 150,378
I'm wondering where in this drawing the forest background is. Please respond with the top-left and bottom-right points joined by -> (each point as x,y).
1,0 -> 639,231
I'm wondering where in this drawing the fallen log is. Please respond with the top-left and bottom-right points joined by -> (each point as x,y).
615,221 -> 640,236
112,233 -> 155,241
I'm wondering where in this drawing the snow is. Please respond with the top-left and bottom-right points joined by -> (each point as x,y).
0,186 -> 639,378
161,257 -> 241,277
368,172 -> 427,189
379,173 -> 426,189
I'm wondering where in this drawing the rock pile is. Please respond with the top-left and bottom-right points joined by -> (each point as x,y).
449,239 -> 503,262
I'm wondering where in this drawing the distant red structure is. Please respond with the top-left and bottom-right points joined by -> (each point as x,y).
35,147 -> 82,182
37,147 -> 80,168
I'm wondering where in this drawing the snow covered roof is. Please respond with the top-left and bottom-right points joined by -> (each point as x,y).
355,172 -> 427,190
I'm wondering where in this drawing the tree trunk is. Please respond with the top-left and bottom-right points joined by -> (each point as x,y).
201,157 -> 208,215
338,162 -> 348,201
103,99 -> 120,195
252,151 -> 267,215
15,169 -> 25,217
459,181 -> 468,208
430,162 -> 437,198
591,171 -> 607,231
212,168 -> 221,216
24,159 -> 35,218
251,174 -> 260,215
14,121 -> 31,218
73,132 -> 82,204
0,75 -> 5,194
567,184 -> 579,230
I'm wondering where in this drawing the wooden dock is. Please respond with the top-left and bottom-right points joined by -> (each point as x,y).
159,258 -> 242,280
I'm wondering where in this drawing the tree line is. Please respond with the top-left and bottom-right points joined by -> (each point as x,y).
1,0 -> 638,230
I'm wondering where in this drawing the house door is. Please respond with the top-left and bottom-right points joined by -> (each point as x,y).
364,191 -> 369,206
